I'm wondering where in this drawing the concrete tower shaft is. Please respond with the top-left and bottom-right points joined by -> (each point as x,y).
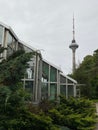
69,15 -> 79,73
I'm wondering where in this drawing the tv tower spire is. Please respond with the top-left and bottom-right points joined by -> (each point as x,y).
73,14 -> 75,41
69,15 -> 79,73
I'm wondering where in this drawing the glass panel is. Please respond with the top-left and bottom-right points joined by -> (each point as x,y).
7,32 -> 13,56
26,68 -> 33,79
60,75 -> 66,83
25,81 -> 33,101
41,75 -> 48,99
25,67 -> 34,79
68,85 -> 74,97
25,58 -> 35,79
50,66 -> 57,82
7,46 -> 13,56
8,32 -> 13,45
42,62 -> 49,80
13,38 -> 17,51
18,43 -> 24,50
41,82 -> 48,99
60,85 -> 66,96
50,84 -> 57,100
68,79 -> 74,84
27,58 -> 35,67
7,32 -> 17,56
0,25 -> 3,45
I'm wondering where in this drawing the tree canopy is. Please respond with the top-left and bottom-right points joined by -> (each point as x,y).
72,49 -> 98,99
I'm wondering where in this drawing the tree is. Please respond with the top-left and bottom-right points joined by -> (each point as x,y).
0,49 -> 59,130
72,49 -> 98,98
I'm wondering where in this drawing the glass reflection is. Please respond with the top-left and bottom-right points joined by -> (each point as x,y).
27,68 -> 32,79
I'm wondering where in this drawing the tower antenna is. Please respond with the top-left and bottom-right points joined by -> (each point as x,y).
69,15 -> 79,73
73,13 -> 75,40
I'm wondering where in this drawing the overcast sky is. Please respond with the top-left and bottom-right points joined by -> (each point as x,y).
0,0 -> 98,74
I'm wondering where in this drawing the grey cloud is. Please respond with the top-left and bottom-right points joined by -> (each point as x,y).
0,0 -> 98,74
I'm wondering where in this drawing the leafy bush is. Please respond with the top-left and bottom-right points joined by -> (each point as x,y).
49,96 -> 96,130
0,49 -> 59,130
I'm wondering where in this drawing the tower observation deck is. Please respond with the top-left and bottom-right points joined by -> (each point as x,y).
69,15 -> 79,73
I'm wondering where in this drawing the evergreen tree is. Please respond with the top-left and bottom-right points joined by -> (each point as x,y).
0,49 -> 58,130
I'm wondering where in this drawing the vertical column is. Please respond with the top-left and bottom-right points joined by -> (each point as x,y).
1,27 -> 5,46
35,53 -> 39,102
3,29 -> 8,60
33,52 -> 39,103
0,27 -> 4,61
16,41 -> 18,51
73,84 -> 76,97
33,55 -> 36,101
37,58 -> 42,102
66,78 -> 68,99
48,65 -> 50,98
57,70 -> 60,97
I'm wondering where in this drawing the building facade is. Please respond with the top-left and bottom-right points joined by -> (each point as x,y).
0,22 -> 77,103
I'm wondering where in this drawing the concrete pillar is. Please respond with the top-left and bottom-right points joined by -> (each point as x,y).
37,58 -> 42,102
73,84 -> 76,97
66,78 -> 68,99
57,70 -> 60,98
48,65 -> 50,98
3,29 -> 8,60
34,53 -> 39,102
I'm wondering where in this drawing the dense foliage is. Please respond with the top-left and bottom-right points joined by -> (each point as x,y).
71,49 -> 98,99
0,49 -> 58,130
0,48 -> 96,130
29,97 -> 96,130
49,96 -> 96,130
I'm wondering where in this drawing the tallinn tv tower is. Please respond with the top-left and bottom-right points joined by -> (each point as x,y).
69,15 -> 79,73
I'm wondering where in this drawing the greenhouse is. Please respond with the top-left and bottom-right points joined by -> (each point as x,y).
0,21 -> 77,103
